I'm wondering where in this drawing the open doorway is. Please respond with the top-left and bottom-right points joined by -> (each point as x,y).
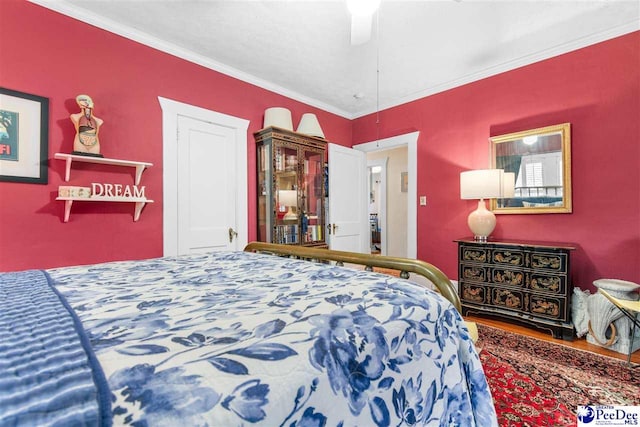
367,147 -> 408,257
368,161 -> 386,254
353,131 -> 419,259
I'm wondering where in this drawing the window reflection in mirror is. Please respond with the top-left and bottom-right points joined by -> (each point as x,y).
490,123 -> 571,214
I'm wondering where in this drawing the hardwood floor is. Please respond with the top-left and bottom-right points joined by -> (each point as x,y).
466,314 -> 640,364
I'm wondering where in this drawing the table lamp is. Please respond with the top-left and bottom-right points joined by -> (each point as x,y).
460,169 -> 503,242
279,190 -> 298,220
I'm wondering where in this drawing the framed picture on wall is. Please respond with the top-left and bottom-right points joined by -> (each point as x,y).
0,87 -> 49,184
401,172 -> 408,193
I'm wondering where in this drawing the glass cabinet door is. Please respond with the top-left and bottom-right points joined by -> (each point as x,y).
300,149 -> 324,244
257,142 -> 272,242
273,143 -> 300,244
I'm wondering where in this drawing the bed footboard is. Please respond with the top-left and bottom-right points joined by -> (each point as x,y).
244,242 -> 461,313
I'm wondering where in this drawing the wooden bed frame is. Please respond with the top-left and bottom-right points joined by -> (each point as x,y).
244,242 -> 461,313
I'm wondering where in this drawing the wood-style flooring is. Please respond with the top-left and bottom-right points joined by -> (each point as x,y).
466,314 -> 640,364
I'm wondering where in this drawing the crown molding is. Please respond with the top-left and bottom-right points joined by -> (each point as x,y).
28,1 -> 638,121
351,20 -> 640,119
28,0 -> 353,119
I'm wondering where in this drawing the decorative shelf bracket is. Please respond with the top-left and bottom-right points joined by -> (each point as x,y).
62,199 -> 73,223
135,165 -> 147,186
134,201 -> 147,222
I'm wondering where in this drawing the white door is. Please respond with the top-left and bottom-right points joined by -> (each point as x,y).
159,96 -> 248,257
177,116 -> 239,253
328,143 -> 369,253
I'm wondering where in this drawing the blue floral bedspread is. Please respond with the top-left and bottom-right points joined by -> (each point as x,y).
46,251 -> 497,426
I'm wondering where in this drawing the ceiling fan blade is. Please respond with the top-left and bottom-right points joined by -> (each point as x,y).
351,14 -> 372,45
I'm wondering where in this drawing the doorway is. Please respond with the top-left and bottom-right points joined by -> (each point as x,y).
354,131 -> 419,259
366,147 -> 408,257
368,160 -> 387,254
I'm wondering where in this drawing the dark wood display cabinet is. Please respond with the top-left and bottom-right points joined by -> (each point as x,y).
455,238 -> 576,340
255,126 -> 327,248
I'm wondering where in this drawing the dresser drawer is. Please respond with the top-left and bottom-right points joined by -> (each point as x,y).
460,246 -> 489,263
491,287 -> 525,311
460,282 -> 487,304
490,267 -> 525,287
461,264 -> 489,283
529,251 -> 568,272
528,293 -> 567,321
529,272 -> 566,295
491,249 -> 525,267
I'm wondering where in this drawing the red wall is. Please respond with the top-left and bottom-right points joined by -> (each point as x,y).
353,31 -> 640,291
0,0 -> 351,271
2,1 -> 638,293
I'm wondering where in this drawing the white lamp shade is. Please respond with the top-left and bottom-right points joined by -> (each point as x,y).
502,172 -> 515,198
460,169 -> 503,200
278,190 -> 297,207
278,190 -> 298,220
264,107 -> 293,131
296,113 -> 325,138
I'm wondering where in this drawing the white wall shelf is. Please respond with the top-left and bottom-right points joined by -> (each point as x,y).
54,152 -> 153,185
56,196 -> 154,222
54,152 -> 153,222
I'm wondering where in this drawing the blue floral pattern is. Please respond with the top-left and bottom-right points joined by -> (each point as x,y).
48,251 -> 497,426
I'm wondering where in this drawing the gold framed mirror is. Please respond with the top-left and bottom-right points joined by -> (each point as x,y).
490,123 -> 571,214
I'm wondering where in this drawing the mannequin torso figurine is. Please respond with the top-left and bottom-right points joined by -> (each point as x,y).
70,94 -> 103,157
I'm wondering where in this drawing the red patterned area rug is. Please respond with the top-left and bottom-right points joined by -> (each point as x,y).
477,324 -> 640,427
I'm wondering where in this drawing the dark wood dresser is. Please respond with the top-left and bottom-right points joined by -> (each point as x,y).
455,238 -> 576,340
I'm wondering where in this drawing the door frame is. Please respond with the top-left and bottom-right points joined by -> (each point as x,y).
158,96 -> 249,256
353,131 -> 419,258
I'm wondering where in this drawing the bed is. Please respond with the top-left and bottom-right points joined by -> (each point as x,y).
0,242 -> 497,426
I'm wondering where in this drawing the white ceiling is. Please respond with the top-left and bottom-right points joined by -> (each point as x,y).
33,0 -> 639,119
